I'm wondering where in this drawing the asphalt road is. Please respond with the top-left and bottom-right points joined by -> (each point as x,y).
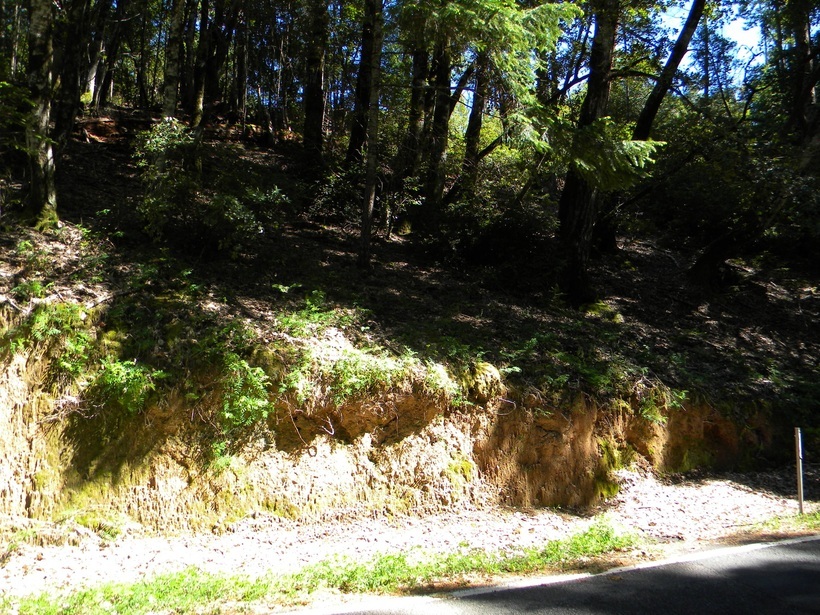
310,536 -> 820,615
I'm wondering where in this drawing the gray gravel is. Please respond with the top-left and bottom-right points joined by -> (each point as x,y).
0,467 -> 812,599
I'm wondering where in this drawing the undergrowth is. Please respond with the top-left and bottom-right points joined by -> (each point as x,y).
2,219 -> 714,455
0,251 -> 468,452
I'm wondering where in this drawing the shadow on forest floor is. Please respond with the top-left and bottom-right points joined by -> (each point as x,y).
5,114 -> 819,458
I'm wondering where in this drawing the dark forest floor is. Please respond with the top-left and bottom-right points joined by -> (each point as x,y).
5,112 -> 820,459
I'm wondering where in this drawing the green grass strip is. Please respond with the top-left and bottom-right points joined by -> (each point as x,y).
6,521 -> 639,615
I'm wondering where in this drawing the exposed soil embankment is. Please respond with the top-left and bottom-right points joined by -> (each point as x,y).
0,331 -> 774,534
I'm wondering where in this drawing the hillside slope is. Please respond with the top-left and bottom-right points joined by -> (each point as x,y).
0,116 -> 818,534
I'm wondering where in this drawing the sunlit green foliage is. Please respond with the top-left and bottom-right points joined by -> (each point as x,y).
87,359 -> 166,416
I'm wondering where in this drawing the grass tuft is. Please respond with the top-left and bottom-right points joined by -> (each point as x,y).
6,521 -> 640,614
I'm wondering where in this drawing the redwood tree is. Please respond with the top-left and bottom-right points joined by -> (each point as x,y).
25,0 -> 58,228
557,0 -> 620,304
303,0 -> 329,158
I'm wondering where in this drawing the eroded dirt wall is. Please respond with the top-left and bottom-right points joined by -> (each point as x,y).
0,345 -> 773,533
0,349 -> 64,520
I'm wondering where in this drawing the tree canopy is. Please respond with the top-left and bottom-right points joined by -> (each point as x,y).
1,0 -> 819,301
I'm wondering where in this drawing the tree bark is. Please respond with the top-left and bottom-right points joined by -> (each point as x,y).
191,0 -> 210,127
54,0 -> 92,147
786,0 -> 818,142
418,35 -> 451,236
303,0 -> 329,159
25,0 -> 58,227
233,13 -> 249,122
358,0 -> 384,268
162,0 -> 186,118
94,0 -> 127,109
346,0 -> 379,167
136,6 -> 151,108
557,0 -> 619,305
202,0 -> 240,111
459,51 -> 490,198
180,0 -> 199,114
0,0 -> 23,81
391,44 -> 428,188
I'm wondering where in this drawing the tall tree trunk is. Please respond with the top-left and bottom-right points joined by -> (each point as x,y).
303,0 -> 329,159
786,0 -> 818,142
346,0 -> 379,167
191,0 -> 210,126
55,0 -> 92,147
233,13 -> 248,121
203,0 -> 240,109
180,0 -> 199,114
85,0 -> 113,106
0,0 -> 7,77
458,51 -> 490,198
391,45 -> 428,187
87,45 -> 103,106
136,7 -> 151,108
557,0 -> 619,305
204,0 -> 223,105
25,0 -> 58,228
9,2 -> 23,77
358,0 -> 384,267
700,19 -> 710,101
418,35 -> 451,236
94,0 -> 126,109
162,0 -> 186,118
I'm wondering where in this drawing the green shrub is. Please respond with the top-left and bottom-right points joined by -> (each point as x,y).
309,167 -> 363,221
87,359 -> 165,415
134,119 -> 280,256
11,279 -> 50,300
323,348 -> 416,405
220,352 -> 272,433
134,118 -> 199,238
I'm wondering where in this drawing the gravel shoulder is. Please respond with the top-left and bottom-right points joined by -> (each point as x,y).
1,465 -> 818,602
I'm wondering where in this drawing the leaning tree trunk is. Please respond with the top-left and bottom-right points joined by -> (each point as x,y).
633,0 -> 705,141
595,0 -> 705,253
557,0 -> 619,305
452,50 -> 490,202
25,0 -> 58,228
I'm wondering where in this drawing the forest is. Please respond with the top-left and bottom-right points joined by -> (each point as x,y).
3,0 -> 819,293
1,0 -> 820,482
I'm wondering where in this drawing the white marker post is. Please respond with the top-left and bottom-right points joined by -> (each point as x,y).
795,427 -> 804,515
